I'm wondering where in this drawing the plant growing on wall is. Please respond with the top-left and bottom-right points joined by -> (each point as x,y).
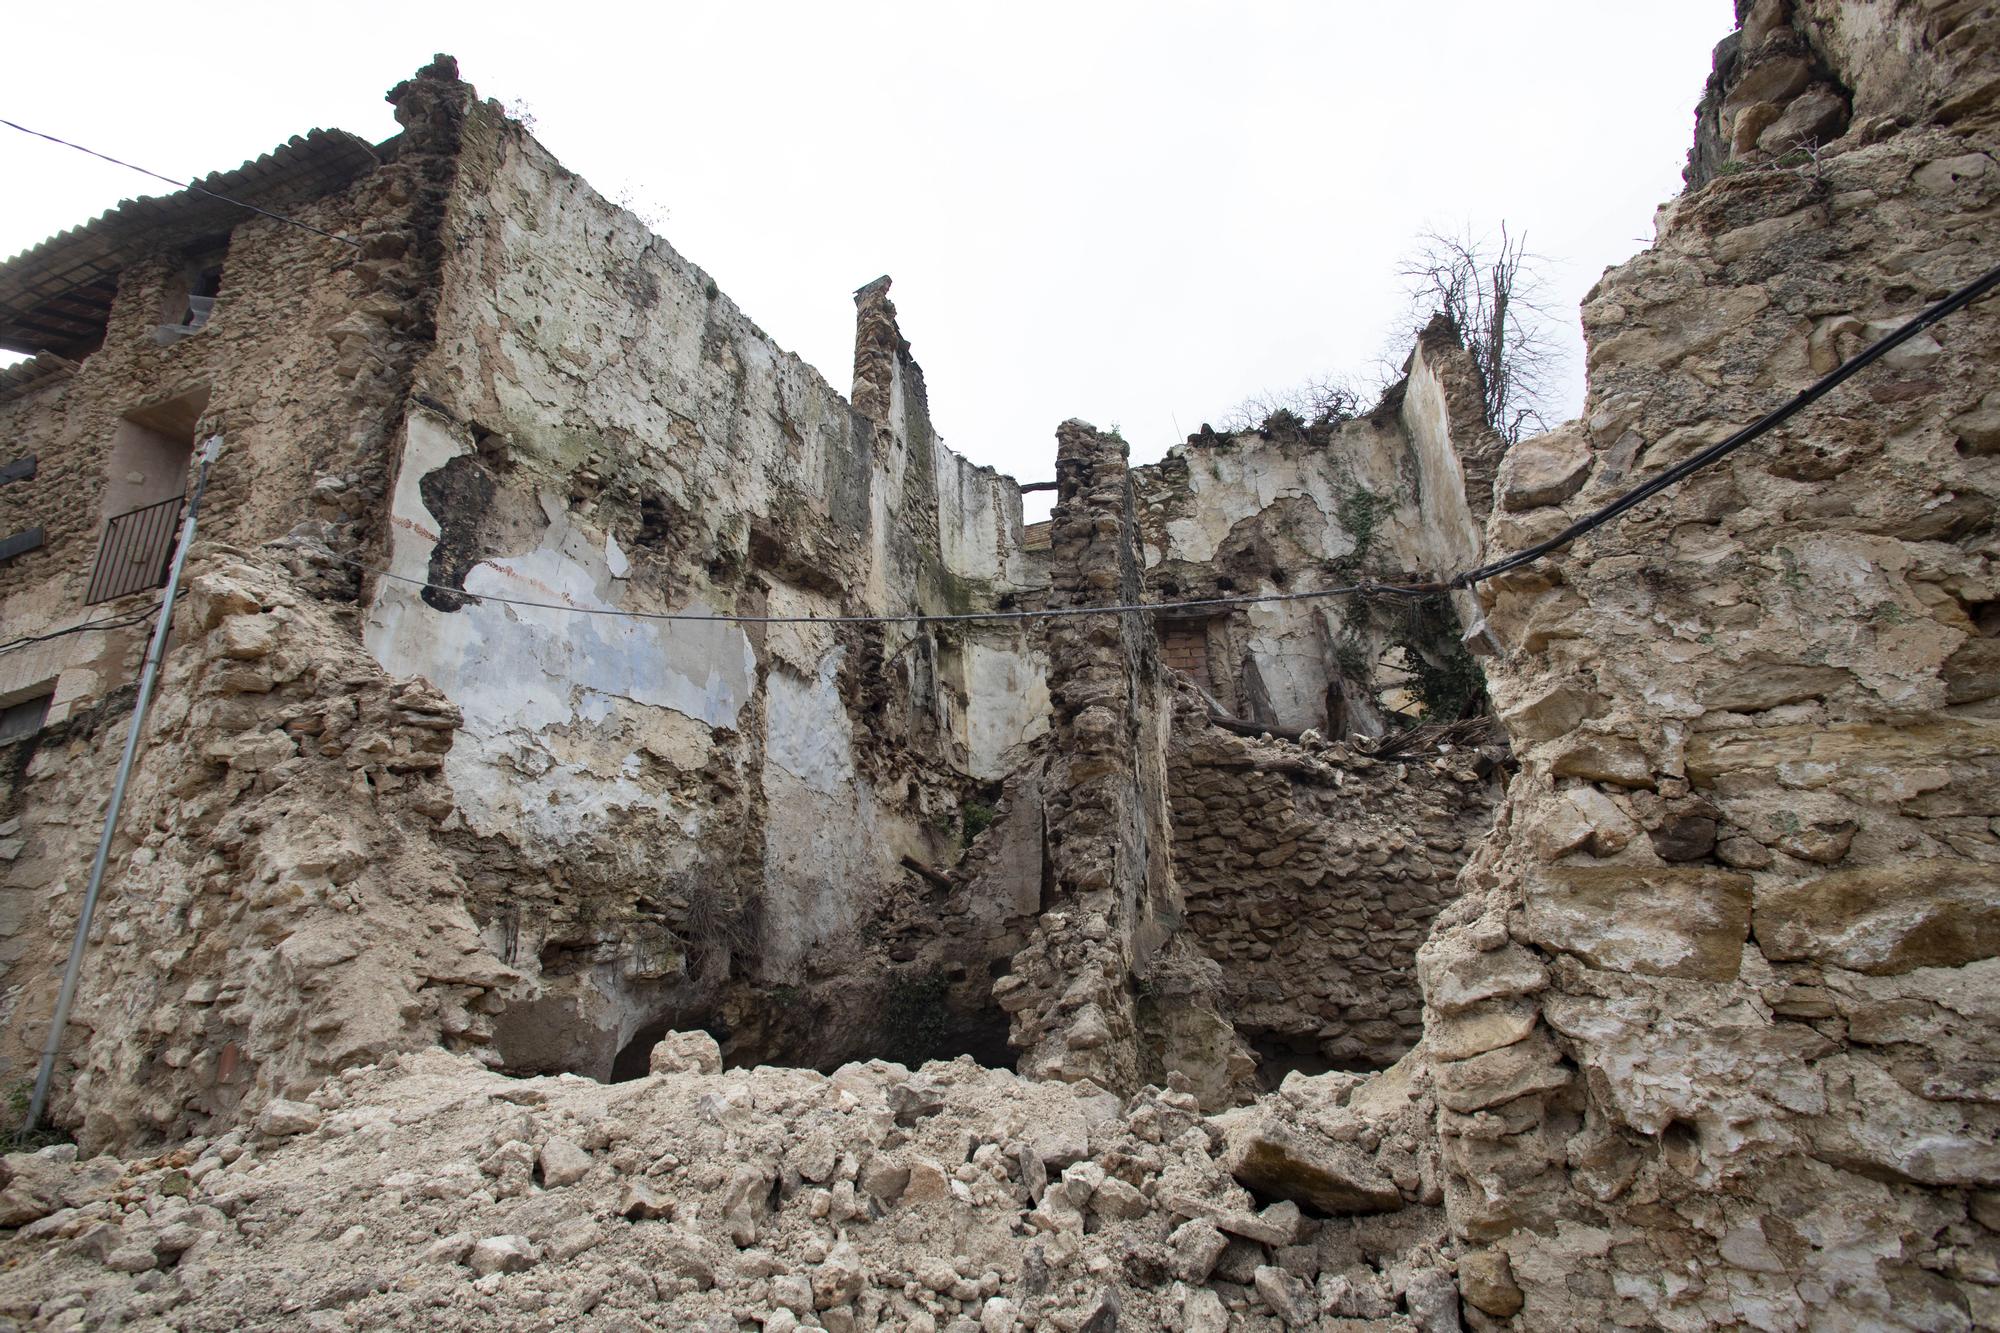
1219,374 -> 1367,435
1391,594 -> 1488,722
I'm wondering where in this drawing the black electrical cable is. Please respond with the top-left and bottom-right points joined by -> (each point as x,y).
325,551 -> 1421,624
0,605 -> 158,657
317,259 -> 2000,629
0,118 -> 364,250
1449,258 -> 2000,589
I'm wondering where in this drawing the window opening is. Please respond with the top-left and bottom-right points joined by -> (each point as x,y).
0,693 -> 52,746
155,241 -> 228,344
86,389 -> 204,604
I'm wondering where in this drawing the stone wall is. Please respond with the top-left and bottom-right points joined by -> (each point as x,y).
1,58 -> 1055,1130
2,550 -> 508,1149
1128,340 -> 1501,741
1420,3 -> 2000,1327
0,60 -> 472,1112
1167,700 -> 1504,1078
999,421 -> 1183,1092
352,91 -> 1051,1079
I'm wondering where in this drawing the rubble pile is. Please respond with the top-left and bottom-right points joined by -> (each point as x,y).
0,1041 -> 1462,1332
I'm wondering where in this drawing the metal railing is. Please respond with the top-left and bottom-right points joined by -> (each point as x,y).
85,495 -> 183,605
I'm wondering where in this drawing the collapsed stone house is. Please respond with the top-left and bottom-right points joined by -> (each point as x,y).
0,2 -> 1995,1329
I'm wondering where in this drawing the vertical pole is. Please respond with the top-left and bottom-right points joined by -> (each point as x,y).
25,437 -> 222,1135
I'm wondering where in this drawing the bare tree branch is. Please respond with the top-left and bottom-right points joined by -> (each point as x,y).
1396,223 -> 1563,446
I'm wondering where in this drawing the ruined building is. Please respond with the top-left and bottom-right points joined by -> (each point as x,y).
0,2 -> 1996,1329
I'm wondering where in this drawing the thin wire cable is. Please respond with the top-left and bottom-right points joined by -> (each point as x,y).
1449,258 -> 2000,589
0,118 -> 363,249
330,552 -> 1431,624
317,262 -> 2000,628
0,606 -> 158,657
326,259 -> 2000,629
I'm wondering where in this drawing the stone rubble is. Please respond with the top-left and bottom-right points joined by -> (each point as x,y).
0,1040 -> 1460,1332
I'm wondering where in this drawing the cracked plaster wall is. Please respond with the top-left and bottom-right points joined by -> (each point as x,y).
1131,383 -> 1494,737
360,102 -> 1049,1071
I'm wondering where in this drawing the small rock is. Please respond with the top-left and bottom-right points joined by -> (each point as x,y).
1180,1284 -> 1228,1333
1168,1217 -> 1229,1283
1254,1265 -> 1315,1327
103,1243 -> 161,1273
1075,1286 -> 1121,1333
650,1030 -> 723,1075
255,1100 -> 323,1137
1223,1119 -> 1402,1214
618,1177 -> 674,1221
770,1274 -> 813,1314
1459,1247 -> 1525,1317
537,1137 -> 591,1188
468,1234 -> 537,1276
423,1232 -> 475,1265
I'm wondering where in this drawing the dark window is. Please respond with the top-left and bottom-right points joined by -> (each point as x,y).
156,241 -> 228,344
0,693 -> 51,745
0,528 -> 45,564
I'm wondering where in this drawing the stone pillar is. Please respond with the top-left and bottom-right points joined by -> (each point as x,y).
998,421 -> 1178,1090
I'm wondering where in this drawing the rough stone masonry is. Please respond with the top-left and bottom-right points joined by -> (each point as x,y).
0,1 -> 1996,1328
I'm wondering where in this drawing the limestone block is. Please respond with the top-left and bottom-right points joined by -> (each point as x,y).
1525,864 -> 1751,980
1732,100 -> 1785,156
1419,942 -> 1549,1015
1252,1264 -> 1315,1326
537,1137 -> 591,1188
1498,429 -> 1592,512
1459,1247 -> 1525,1316
1427,1000 -> 1538,1061
1703,662 -> 1852,714
467,1234 -> 537,1275
1688,718 -> 2000,787
212,615 -> 279,661
1221,1117 -> 1402,1215
1721,53 -> 1813,120
1434,1033 -> 1572,1114
650,1030 -> 723,1075
255,1100 -> 323,1137
1501,682 -> 1602,743
185,571 -> 263,631
1754,859 -> 2000,974
1167,1217 -> 1229,1282
1548,734 -> 1654,787
1755,84 -> 1848,152
617,1177 -> 673,1220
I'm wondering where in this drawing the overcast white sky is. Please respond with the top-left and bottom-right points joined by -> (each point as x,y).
2,2 -> 1732,514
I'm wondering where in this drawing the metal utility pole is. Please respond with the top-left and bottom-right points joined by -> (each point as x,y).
25,436 -> 222,1135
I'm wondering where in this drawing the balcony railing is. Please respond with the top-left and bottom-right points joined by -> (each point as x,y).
85,496 -> 182,606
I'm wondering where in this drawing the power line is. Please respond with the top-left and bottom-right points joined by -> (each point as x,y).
0,118 -> 363,250
1450,259 -> 2000,588
331,553 -> 1432,626
330,256 -> 2000,628
0,605 -> 158,658
10,122 -> 1992,627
